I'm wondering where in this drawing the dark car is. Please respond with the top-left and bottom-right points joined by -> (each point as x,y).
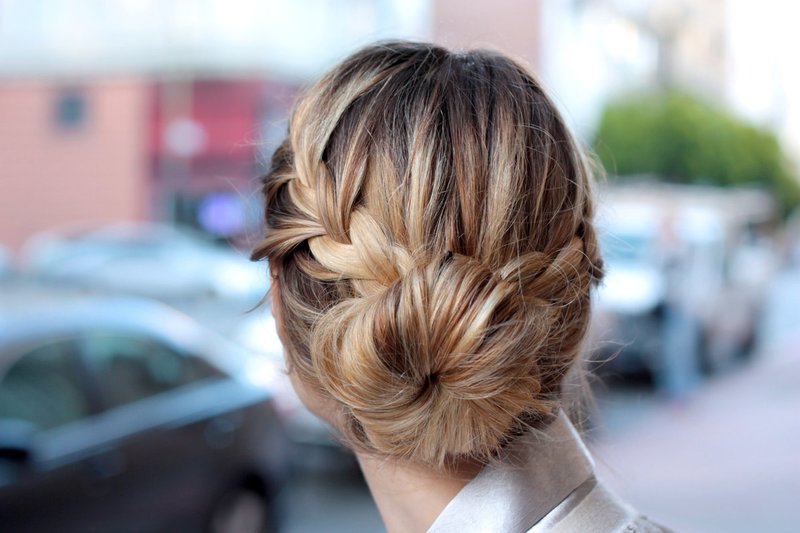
0,287 -> 290,533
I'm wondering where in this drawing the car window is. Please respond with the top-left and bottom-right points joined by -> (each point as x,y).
78,335 -> 222,409
0,342 -> 89,431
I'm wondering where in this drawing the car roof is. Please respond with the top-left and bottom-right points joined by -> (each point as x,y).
0,282 -> 210,352
1,282 -> 270,382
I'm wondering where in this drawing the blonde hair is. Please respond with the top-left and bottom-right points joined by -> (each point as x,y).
252,41 -> 604,468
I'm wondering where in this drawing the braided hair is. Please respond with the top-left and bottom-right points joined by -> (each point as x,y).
252,40 -> 604,468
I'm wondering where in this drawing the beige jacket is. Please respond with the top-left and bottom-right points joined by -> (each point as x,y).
427,412 -> 670,533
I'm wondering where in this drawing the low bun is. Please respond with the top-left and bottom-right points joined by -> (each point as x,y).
310,239 -> 592,465
251,41 -> 604,468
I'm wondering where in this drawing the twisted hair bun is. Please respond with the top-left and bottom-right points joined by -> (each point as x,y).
252,41 -> 604,468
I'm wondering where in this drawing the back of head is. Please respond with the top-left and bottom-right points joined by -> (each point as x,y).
252,40 -> 604,468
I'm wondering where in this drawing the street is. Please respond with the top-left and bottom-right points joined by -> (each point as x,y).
591,262 -> 800,533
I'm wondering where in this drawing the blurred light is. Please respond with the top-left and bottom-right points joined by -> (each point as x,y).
197,192 -> 246,237
164,117 -> 207,157
234,314 -> 284,361
242,355 -> 282,389
212,260 -> 263,300
597,266 -> 665,314
676,207 -> 723,244
603,17 -> 642,64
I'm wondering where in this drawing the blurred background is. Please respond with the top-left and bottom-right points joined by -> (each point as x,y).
1,1 -> 798,532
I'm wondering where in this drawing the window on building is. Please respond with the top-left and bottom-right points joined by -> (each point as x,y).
54,88 -> 87,130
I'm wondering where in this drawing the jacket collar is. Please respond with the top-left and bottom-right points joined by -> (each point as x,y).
427,411 -> 595,533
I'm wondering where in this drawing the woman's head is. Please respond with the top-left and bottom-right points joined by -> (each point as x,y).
252,40 -> 604,468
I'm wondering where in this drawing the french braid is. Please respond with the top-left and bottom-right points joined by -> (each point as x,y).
252,40 -> 604,467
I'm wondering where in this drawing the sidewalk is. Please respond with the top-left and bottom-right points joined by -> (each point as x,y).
592,331 -> 800,532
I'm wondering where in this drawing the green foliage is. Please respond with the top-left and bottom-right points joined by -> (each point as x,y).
593,90 -> 800,211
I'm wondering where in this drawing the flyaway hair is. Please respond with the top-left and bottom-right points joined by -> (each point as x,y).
252,40 -> 604,468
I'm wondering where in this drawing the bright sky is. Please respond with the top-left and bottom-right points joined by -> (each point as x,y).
0,0 -> 430,79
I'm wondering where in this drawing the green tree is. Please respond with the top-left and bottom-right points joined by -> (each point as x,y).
593,90 -> 800,211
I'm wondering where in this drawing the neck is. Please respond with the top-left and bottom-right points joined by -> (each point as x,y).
355,452 -> 482,533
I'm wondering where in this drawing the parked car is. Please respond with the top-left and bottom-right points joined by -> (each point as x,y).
589,202 -> 666,376
588,183 -> 778,384
157,295 -> 349,458
19,222 -> 265,305
0,288 -> 290,533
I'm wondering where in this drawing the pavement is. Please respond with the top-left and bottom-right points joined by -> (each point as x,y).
591,265 -> 800,533
277,462 -> 384,533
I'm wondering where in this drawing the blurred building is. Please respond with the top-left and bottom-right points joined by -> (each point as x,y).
432,0 -> 542,70
0,79 -> 150,249
540,0 -> 726,134
726,0 -> 800,164
0,0 -> 428,250
0,75 -> 299,249
1,0 -> 798,251
540,0 -> 800,169
149,78 -> 298,238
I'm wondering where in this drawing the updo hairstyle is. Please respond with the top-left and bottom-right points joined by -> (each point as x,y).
251,40 -> 604,468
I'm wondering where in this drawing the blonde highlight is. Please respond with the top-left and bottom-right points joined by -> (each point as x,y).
252,40 -> 604,468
